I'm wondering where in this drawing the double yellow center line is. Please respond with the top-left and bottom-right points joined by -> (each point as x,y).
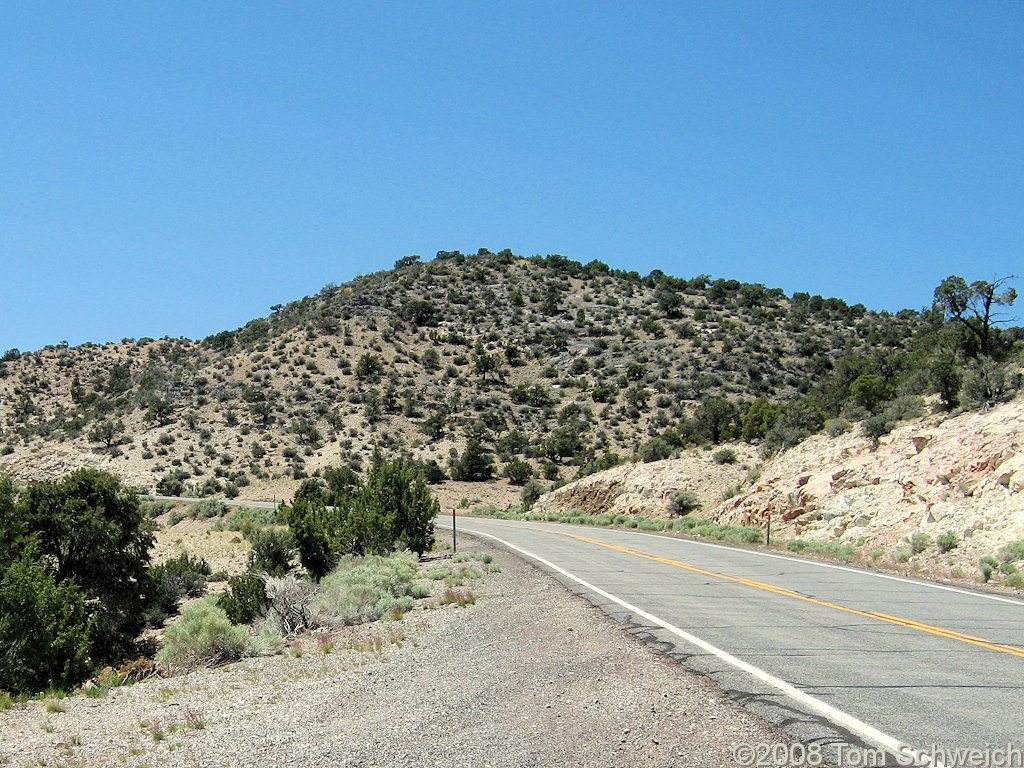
545,528 -> 1024,660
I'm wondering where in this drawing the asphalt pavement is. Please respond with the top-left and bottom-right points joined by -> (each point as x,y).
449,516 -> 1024,767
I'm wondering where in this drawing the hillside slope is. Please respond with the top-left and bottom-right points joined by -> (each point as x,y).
0,249 -> 930,500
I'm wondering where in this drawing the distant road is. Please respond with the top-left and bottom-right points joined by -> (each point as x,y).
147,494 -> 280,510
449,516 -> 1024,766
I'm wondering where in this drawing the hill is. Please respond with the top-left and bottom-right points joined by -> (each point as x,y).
0,250 -> 1018,507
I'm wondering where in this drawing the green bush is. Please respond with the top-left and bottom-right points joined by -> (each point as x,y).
502,459 -> 534,485
246,527 -> 296,577
520,479 -> 544,509
313,553 -> 419,625
979,555 -> 1000,583
0,549 -> 91,695
217,573 -> 269,625
409,583 -> 432,599
157,600 -> 249,672
1004,572 -> 1024,589
712,448 -> 738,465
637,437 -> 672,463
1000,540 -> 1024,562
668,490 -> 701,515
212,505 -> 280,533
937,530 -> 960,553
149,552 -> 211,618
908,532 -> 932,554
449,439 -> 496,481
191,499 -> 228,519
3,469 -> 154,667
786,539 -> 856,562
824,418 -> 851,437
289,453 -> 437,579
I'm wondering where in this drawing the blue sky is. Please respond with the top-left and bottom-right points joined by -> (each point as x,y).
2,2 -> 1021,352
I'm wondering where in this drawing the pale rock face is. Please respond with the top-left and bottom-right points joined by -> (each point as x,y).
531,397 -> 1024,571
714,398 -> 1024,564
532,448 -> 757,520
0,446 -> 152,489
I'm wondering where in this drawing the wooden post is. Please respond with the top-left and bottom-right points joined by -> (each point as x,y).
766,514 -> 771,546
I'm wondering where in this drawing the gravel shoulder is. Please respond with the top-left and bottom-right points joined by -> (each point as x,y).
0,540 -> 790,768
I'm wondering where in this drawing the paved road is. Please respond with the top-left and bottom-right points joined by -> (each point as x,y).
449,516 -> 1024,766
148,494 -> 281,510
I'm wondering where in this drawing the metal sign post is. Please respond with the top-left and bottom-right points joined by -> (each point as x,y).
452,508 -> 457,553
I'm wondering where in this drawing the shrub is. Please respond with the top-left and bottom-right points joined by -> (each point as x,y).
0,550 -> 91,695
637,437 -> 672,463
246,528 -> 296,577
712,448 -> 738,465
216,573 -> 269,625
449,439 -> 496,482
824,418 -> 851,437
668,490 -> 701,515
786,539 -> 855,562
289,453 -> 438,579
312,553 -> 419,625
156,600 -> 249,673
376,595 -> 415,617
4,469 -> 154,667
937,530 -> 960,553
1000,540 -> 1024,562
155,472 -> 185,496
862,414 -> 894,440
212,505 -> 280,533
979,555 -> 1000,583
150,552 -> 211,617
520,479 -> 545,509
262,575 -> 319,635
191,499 -> 227,519
908,532 -> 932,555
502,459 -> 534,485
409,583 -> 432,599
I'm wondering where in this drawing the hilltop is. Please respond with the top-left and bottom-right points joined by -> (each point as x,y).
0,250 -> 1017,512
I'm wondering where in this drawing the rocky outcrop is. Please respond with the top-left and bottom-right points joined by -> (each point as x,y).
0,447 -> 152,489
713,399 -> 1024,563
532,447 -> 756,519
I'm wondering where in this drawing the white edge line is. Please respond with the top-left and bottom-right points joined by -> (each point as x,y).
464,526 -> 942,768
471,517 -> 1024,608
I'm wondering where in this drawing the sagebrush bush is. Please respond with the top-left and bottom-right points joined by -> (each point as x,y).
668,490 -> 701,515
712,448 -> 737,465
908,532 -> 932,554
212,505 -> 281,532
1000,540 -> 1024,562
263,574 -> 319,635
979,555 -> 1000,583
157,600 -> 249,673
937,530 -> 960,553
313,553 -> 419,625
786,539 -> 856,562
191,499 -> 228,519
409,582 -> 432,599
